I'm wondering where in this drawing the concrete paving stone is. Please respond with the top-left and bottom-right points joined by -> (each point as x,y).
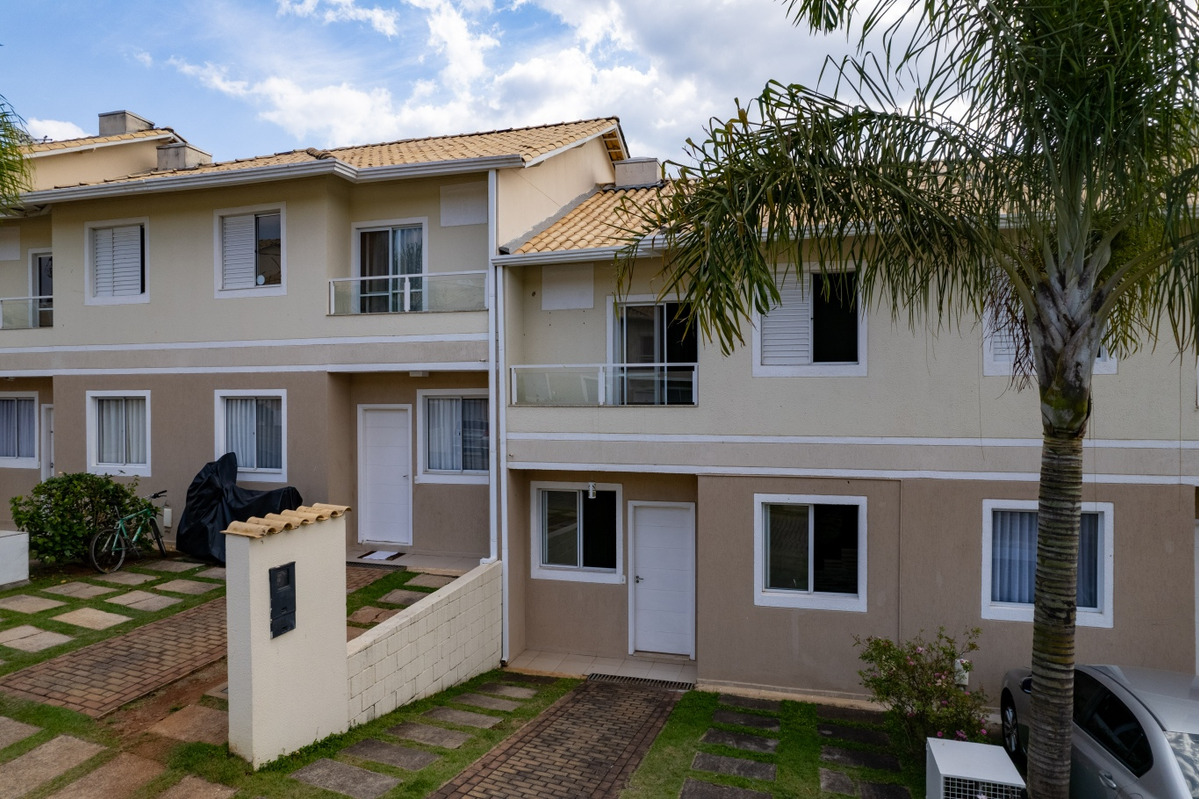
46,751 -> 164,799
0,716 -> 40,750
347,606 -> 400,624
424,707 -> 502,729
387,721 -> 472,750
717,694 -> 781,713
454,692 -> 522,712
148,704 -> 227,745
138,559 -> 198,573
499,672 -> 556,684
406,573 -> 453,589
91,572 -> 155,586
40,583 -> 116,599
344,739 -> 440,770
821,745 -> 901,772
691,752 -> 777,781
157,775 -> 237,799
51,608 -> 132,631
0,595 -> 66,613
154,579 -> 217,595
194,567 -> 226,580
0,625 -> 73,652
817,704 -> 887,725
713,709 -> 781,732
861,782 -> 912,799
820,768 -> 858,796
0,736 -> 106,799
291,758 -> 400,799
347,626 -> 368,641
475,682 -> 538,700
377,589 -> 428,606
104,590 -> 181,612
679,778 -> 772,799
818,721 -> 891,747
701,729 -> 779,753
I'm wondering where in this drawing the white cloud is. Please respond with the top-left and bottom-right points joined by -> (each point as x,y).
416,0 -> 499,95
169,59 -> 252,97
26,119 -> 90,142
277,0 -> 400,37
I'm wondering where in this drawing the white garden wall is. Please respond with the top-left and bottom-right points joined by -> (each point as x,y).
346,560 -> 503,727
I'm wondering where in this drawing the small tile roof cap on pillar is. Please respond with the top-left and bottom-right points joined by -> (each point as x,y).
222,504 -> 351,539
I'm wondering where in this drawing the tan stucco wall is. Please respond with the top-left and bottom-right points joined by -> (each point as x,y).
496,139 -> 616,247
510,469 -> 696,656
347,372 -> 489,558
0,216 -> 52,302
29,140 -> 164,192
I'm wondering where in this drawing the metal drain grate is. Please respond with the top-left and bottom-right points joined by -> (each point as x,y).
587,673 -> 695,691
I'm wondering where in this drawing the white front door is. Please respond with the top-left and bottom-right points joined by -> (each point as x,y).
357,405 -> 412,546
631,502 -> 695,657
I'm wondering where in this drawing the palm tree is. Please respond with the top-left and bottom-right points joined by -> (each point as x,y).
0,95 -> 29,211
623,1 -> 1196,795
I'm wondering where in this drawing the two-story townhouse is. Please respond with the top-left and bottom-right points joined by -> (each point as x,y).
0,110 -> 629,564
494,167 -> 1198,699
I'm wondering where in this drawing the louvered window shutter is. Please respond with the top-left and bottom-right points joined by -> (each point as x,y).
760,274 -> 812,365
93,225 -> 143,297
222,215 -> 256,289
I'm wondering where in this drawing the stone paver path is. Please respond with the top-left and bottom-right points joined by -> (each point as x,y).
811,705 -> 911,798
0,625 -> 73,652
0,598 -> 226,716
147,704 -> 228,745
0,595 -> 66,613
45,752 -> 164,799
430,679 -> 679,799
42,583 -> 116,599
0,735 -> 105,799
292,759 -> 401,799
51,608 -> 131,630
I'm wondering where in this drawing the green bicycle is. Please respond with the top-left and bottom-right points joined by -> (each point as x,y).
88,489 -> 168,573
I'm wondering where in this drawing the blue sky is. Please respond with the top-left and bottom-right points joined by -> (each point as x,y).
3,0 -> 847,164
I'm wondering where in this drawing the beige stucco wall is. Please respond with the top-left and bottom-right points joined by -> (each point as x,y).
0,216 -> 52,302
509,469 -> 696,657
29,140 -> 164,192
496,139 -> 616,247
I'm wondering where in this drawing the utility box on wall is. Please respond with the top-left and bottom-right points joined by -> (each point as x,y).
223,505 -> 351,769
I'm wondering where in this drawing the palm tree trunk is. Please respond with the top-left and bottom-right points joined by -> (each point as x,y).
1025,428 -> 1085,799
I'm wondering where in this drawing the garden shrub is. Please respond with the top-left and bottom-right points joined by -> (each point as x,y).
854,627 -> 990,759
10,473 -> 151,565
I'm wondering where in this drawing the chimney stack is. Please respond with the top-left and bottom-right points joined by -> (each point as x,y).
614,157 -> 660,188
157,142 -> 213,171
98,110 -> 154,136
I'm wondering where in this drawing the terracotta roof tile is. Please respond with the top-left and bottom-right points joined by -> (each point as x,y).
515,184 -> 664,254
25,129 -> 178,153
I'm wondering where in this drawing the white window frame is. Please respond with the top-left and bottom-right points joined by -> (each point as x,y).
753,493 -> 868,612
983,322 -> 1117,376
0,392 -> 38,469
751,268 -> 868,377
84,218 -> 149,305
213,390 -> 287,483
213,203 -> 286,298
980,499 -> 1114,628
86,390 -> 151,477
530,480 -> 624,584
416,389 -> 488,484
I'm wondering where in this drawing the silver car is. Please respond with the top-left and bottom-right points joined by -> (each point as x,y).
1001,665 -> 1199,799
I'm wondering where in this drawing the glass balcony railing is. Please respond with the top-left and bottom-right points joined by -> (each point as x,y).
329,271 -> 487,315
511,363 -> 698,406
0,296 -> 52,329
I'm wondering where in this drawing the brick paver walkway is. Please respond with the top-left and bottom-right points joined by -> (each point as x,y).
0,598 -> 227,717
431,680 -> 680,799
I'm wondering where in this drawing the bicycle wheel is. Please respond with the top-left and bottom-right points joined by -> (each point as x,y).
89,527 -> 126,573
147,517 -> 167,556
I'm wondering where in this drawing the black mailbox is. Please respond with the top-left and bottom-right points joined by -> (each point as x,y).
269,562 -> 296,638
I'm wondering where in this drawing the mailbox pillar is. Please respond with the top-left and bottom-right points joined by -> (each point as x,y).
223,505 -> 350,769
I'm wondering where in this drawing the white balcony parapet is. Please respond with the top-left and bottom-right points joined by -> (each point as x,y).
511,363 -> 698,407
328,271 -> 487,315
0,296 -> 52,330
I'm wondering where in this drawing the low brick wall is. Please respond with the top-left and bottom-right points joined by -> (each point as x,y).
346,560 -> 503,727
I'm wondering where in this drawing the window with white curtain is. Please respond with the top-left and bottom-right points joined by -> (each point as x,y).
215,391 -> 285,480
981,500 -> 1113,627
87,391 -> 150,476
0,395 -> 36,465
417,390 -> 487,483
87,220 -> 147,304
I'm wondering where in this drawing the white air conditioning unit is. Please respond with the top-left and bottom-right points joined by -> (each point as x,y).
927,739 -> 1025,799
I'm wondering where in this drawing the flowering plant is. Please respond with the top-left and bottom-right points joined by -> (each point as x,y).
854,627 -> 990,758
